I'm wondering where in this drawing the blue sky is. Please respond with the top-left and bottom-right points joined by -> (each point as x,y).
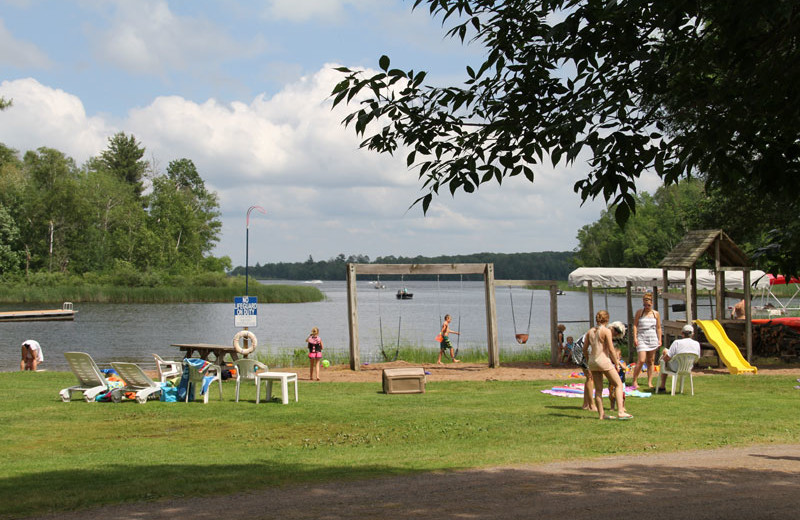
0,0 -> 659,266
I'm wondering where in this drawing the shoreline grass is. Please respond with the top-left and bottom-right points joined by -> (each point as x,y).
0,282 -> 324,304
1,370 -> 799,517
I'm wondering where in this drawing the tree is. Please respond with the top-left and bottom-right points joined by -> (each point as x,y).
0,204 -> 22,273
575,180 -> 706,268
146,159 -> 222,270
100,132 -> 147,198
332,0 -> 800,271
20,147 -> 83,271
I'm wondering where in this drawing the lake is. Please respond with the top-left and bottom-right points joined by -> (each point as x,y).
0,280 -> 739,372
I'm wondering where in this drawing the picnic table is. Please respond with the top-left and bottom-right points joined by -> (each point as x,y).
171,343 -> 240,364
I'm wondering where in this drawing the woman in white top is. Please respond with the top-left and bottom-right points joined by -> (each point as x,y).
631,292 -> 662,389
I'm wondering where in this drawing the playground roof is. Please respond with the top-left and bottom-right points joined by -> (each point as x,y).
568,267 -> 770,290
659,229 -> 750,269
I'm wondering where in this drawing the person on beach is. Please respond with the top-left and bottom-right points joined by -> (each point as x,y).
657,324 -> 701,392
437,314 -> 461,364
557,324 -> 569,363
607,322 -> 628,411
563,335 -> 575,364
306,327 -> 323,381
585,311 -> 632,420
631,292 -> 662,389
20,339 -> 43,371
576,333 -> 596,411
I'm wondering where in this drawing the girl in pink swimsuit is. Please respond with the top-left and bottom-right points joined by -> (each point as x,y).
306,327 -> 323,381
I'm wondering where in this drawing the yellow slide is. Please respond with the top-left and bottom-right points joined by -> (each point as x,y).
694,320 -> 757,374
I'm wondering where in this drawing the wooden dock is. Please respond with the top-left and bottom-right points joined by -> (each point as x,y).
0,303 -> 76,322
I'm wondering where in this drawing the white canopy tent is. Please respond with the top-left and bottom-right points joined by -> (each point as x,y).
568,267 -> 770,290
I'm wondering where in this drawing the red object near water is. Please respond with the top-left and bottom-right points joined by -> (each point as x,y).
752,317 -> 800,333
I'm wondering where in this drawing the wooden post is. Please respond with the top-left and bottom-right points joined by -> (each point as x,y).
715,239 -> 724,321
587,280 -> 595,329
626,281 -> 634,363
685,269 -> 693,326
549,284 -> 558,365
485,264 -> 499,368
744,269 -> 752,361
346,263 -> 360,370
691,267 -> 698,322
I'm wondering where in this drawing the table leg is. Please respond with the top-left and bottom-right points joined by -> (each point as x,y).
281,378 -> 288,405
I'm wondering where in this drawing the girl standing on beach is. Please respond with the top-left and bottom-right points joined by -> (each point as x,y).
307,327 -> 323,381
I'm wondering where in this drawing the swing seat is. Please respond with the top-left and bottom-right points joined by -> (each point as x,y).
515,333 -> 529,344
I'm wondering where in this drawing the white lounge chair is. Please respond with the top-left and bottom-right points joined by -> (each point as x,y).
111,362 -> 162,403
59,352 -> 112,403
152,353 -> 182,383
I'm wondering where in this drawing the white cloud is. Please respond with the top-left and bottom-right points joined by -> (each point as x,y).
0,18 -> 52,68
89,0 -> 265,77
0,78 -> 110,160
0,64 -> 608,263
262,0 -> 379,23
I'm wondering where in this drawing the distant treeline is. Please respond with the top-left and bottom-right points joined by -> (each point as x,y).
232,251 -> 576,281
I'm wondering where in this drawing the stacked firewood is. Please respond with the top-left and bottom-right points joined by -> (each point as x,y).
752,323 -> 800,361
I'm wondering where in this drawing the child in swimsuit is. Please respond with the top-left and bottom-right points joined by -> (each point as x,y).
306,327 -> 323,381
436,314 -> 461,364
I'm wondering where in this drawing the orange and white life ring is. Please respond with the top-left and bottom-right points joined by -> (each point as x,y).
233,330 -> 257,355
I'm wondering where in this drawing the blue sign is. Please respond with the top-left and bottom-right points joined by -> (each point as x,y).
234,296 -> 258,327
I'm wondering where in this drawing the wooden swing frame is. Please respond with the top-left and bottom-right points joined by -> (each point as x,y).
346,263 -> 563,370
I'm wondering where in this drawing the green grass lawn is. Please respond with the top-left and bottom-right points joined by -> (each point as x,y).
1,370 -> 799,518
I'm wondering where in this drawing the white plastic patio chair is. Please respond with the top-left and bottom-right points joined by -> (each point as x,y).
657,352 -> 699,396
152,353 -> 182,383
111,362 -> 162,403
59,352 -> 112,403
183,361 -> 223,403
233,358 -> 269,402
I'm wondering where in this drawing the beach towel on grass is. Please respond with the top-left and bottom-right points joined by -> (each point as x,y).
541,383 -> 651,398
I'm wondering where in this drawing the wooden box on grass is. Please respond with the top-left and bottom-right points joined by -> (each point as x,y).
382,367 -> 426,394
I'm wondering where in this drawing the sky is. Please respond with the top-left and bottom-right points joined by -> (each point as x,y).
0,0 -> 662,266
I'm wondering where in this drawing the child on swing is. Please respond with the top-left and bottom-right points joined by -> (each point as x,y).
437,314 -> 461,364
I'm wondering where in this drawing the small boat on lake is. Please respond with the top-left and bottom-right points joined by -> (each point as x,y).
303,280 -> 323,284
396,288 -> 413,300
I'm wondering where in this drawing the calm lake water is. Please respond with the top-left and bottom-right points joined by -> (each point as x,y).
1,280 -> 737,372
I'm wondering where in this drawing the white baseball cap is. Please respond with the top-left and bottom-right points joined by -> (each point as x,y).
682,324 -> 694,334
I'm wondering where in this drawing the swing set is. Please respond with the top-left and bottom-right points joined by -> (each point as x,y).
346,263 -> 564,370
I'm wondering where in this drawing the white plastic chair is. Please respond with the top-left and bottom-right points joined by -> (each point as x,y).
183,361 -> 223,403
657,353 -> 699,395
59,352 -> 112,402
152,353 -> 182,383
233,358 -> 269,402
111,362 -> 162,403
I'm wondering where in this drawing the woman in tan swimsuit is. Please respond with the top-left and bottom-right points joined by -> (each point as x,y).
583,310 -> 632,420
